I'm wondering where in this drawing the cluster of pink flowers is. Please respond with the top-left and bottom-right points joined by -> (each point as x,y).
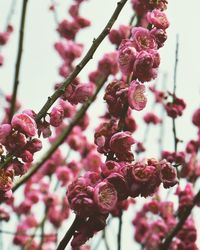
64,1 -> 181,248
67,158 -> 177,247
0,111 -> 42,201
132,191 -> 198,250
0,25 -> 13,66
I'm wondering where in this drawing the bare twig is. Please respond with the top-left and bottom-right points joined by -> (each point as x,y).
56,216 -> 82,250
13,75 -> 107,192
35,0 -> 128,123
9,0 -> 29,122
117,215 -> 122,250
172,35 -> 179,153
162,189 -> 200,249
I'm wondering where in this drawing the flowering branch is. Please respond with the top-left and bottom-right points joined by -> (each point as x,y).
56,216 -> 82,250
13,75 -> 107,192
162,189 -> 200,249
172,35 -> 179,153
35,0 -> 128,122
9,0 -> 29,122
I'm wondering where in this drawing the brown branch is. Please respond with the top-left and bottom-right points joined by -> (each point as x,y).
12,75 -> 107,192
117,214 -> 122,250
172,35 -> 179,154
35,0 -> 128,123
9,0 -> 29,122
162,189 -> 200,249
56,216 -> 82,250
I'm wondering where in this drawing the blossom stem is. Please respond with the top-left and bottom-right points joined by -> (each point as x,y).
9,0 -> 29,123
172,35 -> 179,154
56,216 -> 82,250
162,189 -> 200,249
13,75 -> 107,192
117,214 -> 122,250
35,0 -> 128,122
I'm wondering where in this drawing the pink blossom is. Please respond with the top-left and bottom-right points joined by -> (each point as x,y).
159,160 -> 178,188
56,166 -> 72,186
54,40 -> 83,63
0,54 -> 4,66
0,32 -> 10,45
118,39 -> 137,75
57,19 -> 79,40
98,52 -> 119,76
50,105 -> 64,127
128,81 -> 147,110
94,181 -> 117,213
11,113 -> 37,137
143,112 -> 161,124
71,83 -> 95,104
132,27 -> 157,51
192,108 -> 200,127
147,9 -> 169,30
109,131 -> 135,154
150,27 -> 167,48
109,25 -> 130,46
0,124 -> 12,144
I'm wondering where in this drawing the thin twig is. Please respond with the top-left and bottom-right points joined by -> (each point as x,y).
103,228 -> 110,250
35,0 -> 128,123
50,0 -> 59,25
13,75 -> 107,192
9,0 -> 29,122
56,216 -> 82,250
117,215 -> 122,250
172,35 -> 179,153
0,229 -> 56,238
162,189 -> 200,249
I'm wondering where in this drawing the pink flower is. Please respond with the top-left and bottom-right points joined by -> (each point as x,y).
11,113 -> 37,137
94,181 -> 117,213
118,39 -> 137,75
150,27 -> 167,48
132,27 -> 157,51
109,131 -> 135,154
71,83 -> 95,104
143,112 -> 161,124
98,52 -> 119,76
56,166 -> 72,186
192,108 -> 200,127
54,40 -> 83,63
128,81 -> 147,110
0,54 -> 4,66
147,9 -> 169,30
0,124 -> 12,144
57,19 -> 79,40
50,105 -> 64,127
101,160 -> 121,177
159,160 -> 178,188
0,32 -> 10,45
0,169 -> 13,192
109,25 -> 130,46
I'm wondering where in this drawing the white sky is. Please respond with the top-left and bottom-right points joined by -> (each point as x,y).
0,0 -> 200,249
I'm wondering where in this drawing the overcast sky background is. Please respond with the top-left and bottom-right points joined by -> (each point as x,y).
0,0 -> 200,249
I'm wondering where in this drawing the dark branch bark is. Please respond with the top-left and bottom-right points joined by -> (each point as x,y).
162,189 -> 200,249
13,75 -> 107,192
35,0 -> 128,123
9,0 -> 29,122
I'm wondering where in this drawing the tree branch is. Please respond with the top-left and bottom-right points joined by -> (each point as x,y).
35,0 -> 128,123
56,216 -> 82,250
9,0 -> 29,122
117,215 -> 122,250
13,75 -> 107,192
162,189 -> 200,249
172,35 -> 179,153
